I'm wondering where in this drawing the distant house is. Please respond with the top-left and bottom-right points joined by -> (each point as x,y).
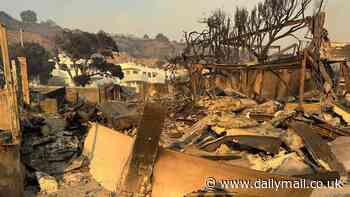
49,54 -> 168,92
119,62 -> 166,92
49,53 -> 78,86
50,54 -> 119,87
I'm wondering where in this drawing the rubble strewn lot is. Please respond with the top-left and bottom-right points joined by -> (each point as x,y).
18,90 -> 350,196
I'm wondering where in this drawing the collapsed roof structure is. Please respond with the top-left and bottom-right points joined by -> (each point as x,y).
170,0 -> 350,106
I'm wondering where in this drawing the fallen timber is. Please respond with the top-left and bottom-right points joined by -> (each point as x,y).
199,135 -> 282,155
205,56 -> 302,71
289,121 -> 347,179
308,115 -> 350,139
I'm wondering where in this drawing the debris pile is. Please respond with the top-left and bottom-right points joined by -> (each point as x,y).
16,86 -> 350,196
162,94 -> 350,183
21,99 -> 141,195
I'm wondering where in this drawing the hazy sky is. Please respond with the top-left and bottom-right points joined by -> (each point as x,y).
2,0 -> 350,41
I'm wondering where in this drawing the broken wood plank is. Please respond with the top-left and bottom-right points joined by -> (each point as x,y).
309,115 -> 350,138
117,102 -> 166,196
333,103 -> 350,124
309,123 -> 347,140
205,57 -> 302,71
200,135 -> 282,155
284,103 -> 321,113
248,112 -> 274,122
175,118 -> 209,148
221,128 -> 264,137
289,121 -> 347,178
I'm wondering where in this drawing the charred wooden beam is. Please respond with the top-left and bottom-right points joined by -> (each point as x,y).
248,113 -> 275,122
289,121 -> 347,178
333,103 -> 350,125
309,115 -> 350,139
299,51 -> 307,109
18,57 -> 30,106
170,119 -> 210,150
200,135 -> 282,155
205,57 -> 302,71
117,102 -> 166,196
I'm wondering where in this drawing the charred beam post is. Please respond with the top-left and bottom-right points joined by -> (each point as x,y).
10,59 -> 21,122
190,70 -> 197,103
18,57 -> 30,106
299,51 -> 307,109
117,102 -> 166,196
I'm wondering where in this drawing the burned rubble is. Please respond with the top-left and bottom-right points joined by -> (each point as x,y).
21,98 -> 141,196
14,79 -> 350,196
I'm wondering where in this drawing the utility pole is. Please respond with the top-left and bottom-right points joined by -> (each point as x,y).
19,28 -> 24,47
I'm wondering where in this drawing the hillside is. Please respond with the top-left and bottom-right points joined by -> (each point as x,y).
0,11 -> 61,51
0,11 -> 185,60
114,34 -> 185,60
0,11 -> 63,39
